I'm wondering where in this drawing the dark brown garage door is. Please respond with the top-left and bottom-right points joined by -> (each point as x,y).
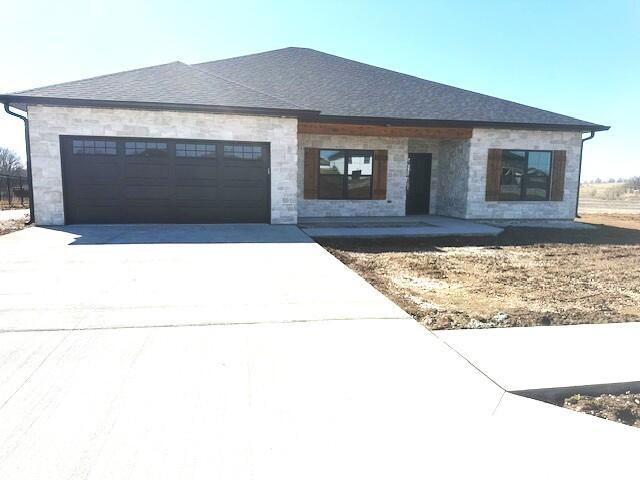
60,136 -> 270,224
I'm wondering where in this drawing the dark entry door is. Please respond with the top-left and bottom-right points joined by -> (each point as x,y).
60,136 -> 270,224
406,153 -> 432,215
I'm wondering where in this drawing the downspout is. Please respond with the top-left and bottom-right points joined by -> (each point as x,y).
575,130 -> 596,218
3,103 -> 35,224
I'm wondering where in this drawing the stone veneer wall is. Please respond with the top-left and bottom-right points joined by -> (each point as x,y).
27,105 -> 299,225
466,129 -> 582,220
435,139 -> 471,218
297,133 -> 408,217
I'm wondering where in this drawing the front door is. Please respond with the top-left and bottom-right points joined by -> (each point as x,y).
406,153 -> 432,215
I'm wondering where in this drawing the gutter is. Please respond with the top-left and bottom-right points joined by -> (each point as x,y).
575,131 -> 596,218
3,103 -> 35,224
0,94 -> 321,119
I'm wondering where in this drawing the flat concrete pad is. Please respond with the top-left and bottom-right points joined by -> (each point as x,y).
300,215 -> 503,238
1,319 -> 637,479
0,225 -> 638,478
0,225 -> 405,330
438,322 -> 640,391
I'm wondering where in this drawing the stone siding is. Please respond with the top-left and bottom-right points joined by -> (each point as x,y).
27,105 -> 298,225
466,129 -> 582,220
297,133 -> 408,217
434,139 -> 470,217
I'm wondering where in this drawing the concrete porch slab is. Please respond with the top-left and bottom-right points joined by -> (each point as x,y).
299,215 -> 503,238
437,322 -> 640,392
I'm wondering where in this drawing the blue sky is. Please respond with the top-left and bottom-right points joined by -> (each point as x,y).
1,0 -> 638,180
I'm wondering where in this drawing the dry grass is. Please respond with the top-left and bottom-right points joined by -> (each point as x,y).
564,392 -> 640,428
0,212 -> 29,236
320,214 -> 640,330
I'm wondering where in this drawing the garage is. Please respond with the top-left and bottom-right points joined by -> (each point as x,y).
60,136 -> 270,224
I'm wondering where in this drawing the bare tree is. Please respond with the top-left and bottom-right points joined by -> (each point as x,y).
626,176 -> 640,190
0,147 -> 25,176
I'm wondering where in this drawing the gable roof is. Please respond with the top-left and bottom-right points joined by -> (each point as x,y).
1,48 -> 607,131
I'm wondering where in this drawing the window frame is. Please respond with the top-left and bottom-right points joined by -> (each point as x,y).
317,149 -> 374,200
499,149 -> 553,202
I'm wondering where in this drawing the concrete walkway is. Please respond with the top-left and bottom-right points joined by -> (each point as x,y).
438,322 -> 640,392
299,215 -> 503,238
0,225 -> 638,478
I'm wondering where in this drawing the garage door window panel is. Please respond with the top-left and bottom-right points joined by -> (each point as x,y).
72,140 -> 117,155
176,143 -> 217,158
224,144 -> 263,160
125,142 -> 168,157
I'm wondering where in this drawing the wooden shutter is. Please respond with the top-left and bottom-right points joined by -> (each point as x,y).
485,148 -> 502,201
303,148 -> 320,199
372,150 -> 388,200
550,150 -> 567,201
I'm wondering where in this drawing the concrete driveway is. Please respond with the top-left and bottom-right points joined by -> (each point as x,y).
0,225 -> 638,479
0,224 -> 404,330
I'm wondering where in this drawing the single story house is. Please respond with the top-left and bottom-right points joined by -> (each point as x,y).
0,47 -> 608,226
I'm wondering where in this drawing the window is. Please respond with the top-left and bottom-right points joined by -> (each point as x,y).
499,150 -> 551,201
224,144 -> 262,160
318,149 -> 373,199
176,143 -> 216,158
72,140 -> 117,155
124,141 -> 168,156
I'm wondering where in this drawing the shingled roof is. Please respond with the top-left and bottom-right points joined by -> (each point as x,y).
2,48 -> 607,131
4,61 -> 312,114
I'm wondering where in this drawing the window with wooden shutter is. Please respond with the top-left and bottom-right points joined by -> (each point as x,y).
303,148 -> 320,199
485,149 -> 502,201
372,150 -> 388,200
550,150 -> 566,201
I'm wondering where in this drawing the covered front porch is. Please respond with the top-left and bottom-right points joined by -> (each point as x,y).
298,215 -> 502,238
297,122 -> 473,222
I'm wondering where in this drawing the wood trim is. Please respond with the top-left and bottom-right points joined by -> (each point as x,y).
298,122 -> 472,139
372,150 -> 388,200
485,149 -> 502,201
550,150 -> 567,201
303,148 -> 320,199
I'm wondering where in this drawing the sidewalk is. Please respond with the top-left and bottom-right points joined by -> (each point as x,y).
437,321 -> 640,392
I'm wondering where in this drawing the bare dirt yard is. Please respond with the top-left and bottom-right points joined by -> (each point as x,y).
320,214 -> 640,330
0,210 -> 29,236
564,392 -> 640,428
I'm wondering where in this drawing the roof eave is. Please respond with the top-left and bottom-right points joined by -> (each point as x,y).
0,95 -> 320,118
313,114 -> 610,133
0,95 -> 609,132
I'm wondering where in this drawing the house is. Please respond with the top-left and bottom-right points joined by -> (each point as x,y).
0,47 -> 608,226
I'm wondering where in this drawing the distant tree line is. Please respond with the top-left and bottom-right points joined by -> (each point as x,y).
584,176 -> 640,188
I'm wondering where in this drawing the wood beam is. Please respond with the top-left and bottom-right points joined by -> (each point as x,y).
298,122 -> 472,139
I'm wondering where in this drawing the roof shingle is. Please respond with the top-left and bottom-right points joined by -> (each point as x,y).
11,61 -> 304,111
3,48 -> 606,130
196,48 -> 605,129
